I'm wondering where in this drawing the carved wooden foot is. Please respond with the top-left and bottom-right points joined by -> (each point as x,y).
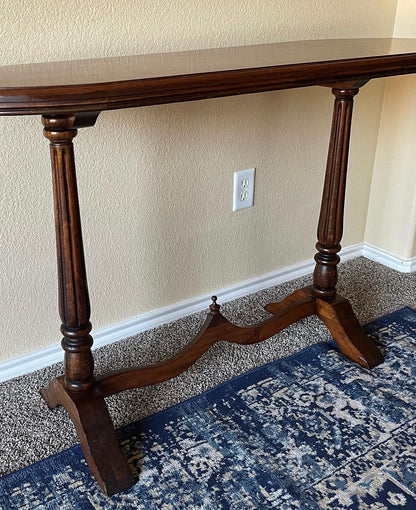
316,294 -> 383,369
41,378 -> 135,496
265,286 -> 383,369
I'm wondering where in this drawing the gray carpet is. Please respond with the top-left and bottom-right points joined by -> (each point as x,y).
0,257 -> 414,477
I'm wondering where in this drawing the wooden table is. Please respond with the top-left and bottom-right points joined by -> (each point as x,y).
1,38 -> 415,496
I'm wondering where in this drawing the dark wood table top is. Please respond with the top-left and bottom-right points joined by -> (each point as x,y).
1,38 -> 416,115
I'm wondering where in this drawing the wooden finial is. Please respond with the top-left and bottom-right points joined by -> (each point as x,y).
209,295 -> 220,314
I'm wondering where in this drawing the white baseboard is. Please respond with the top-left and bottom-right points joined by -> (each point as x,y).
0,241 -> 412,383
362,243 -> 416,273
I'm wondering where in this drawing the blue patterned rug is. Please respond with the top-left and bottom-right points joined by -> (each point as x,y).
1,307 -> 416,509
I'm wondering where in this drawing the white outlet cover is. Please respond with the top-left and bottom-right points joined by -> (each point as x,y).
233,168 -> 255,211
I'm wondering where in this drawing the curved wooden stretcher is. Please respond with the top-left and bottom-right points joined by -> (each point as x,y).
1,38 -> 415,495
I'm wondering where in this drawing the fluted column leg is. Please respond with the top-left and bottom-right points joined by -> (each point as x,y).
40,114 -> 135,495
42,115 -> 94,391
313,88 -> 358,300
312,89 -> 383,369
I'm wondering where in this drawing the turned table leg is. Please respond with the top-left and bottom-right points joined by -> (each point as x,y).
265,86 -> 383,369
40,114 -> 134,495
42,115 -> 94,392
313,88 -> 383,368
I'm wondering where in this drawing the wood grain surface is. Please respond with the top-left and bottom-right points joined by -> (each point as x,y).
1,39 -> 416,114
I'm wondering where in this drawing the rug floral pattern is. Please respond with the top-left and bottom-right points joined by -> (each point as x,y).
1,307 -> 416,509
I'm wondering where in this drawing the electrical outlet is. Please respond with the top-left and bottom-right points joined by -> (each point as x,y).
233,168 -> 255,211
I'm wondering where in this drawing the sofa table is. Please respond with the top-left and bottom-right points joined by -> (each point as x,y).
1,38 -> 415,495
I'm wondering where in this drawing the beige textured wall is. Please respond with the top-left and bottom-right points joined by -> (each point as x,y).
365,0 -> 416,258
0,1 -> 397,362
